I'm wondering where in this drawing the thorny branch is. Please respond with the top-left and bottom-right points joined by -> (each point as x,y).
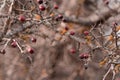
0,0 -> 120,80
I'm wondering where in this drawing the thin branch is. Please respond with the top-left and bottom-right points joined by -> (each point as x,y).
64,7 -> 117,26
102,66 -> 111,80
112,70 -> 116,80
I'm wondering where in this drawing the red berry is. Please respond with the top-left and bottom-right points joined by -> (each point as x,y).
39,5 -> 45,11
37,0 -> 43,4
11,41 -> 17,48
70,48 -> 76,54
70,31 -> 75,35
31,37 -> 37,42
83,31 -> 89,36
79,53 -> 89,59
58,14 -> 63,19
79,54 -> 84,59
54,5 -> 59,9
65,26 -> 69,30
84,54 -> 89,59
55,17 -> 59,21
55,14 -> 63,21
27,48 -> 34,54
18,15 -> 26,22
62,18 -> 67,22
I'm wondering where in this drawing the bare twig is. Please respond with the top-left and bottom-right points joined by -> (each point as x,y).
64,6 -> 118,26
102,66 -> 111,80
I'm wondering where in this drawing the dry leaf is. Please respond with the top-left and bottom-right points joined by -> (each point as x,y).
107,43 -> 115,50
41,69 -> 48,78
67,23 -> 74,29
31,6 -> 35,11
60,29 -> 67,35
107,35 -> 114,41
114,64 -> 120,73
50,13 -> 55,17
116,26 -> 120,31
78,27 -> 89,34
33,14 -> 41,21
19,34 -> 30,41
99,58 -> 108,67
54,35 -> 62,41
85,36 -> 92,44
86,36 -> 92,40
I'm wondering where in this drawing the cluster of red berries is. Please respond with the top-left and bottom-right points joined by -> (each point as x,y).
37,0 -> 46,11
25,37 -> 37,54
37,0 -> 64,23
18,1 -> 60,22
70,48 -> 89,59
79,53 -> 89,59
15,0 -> 61,55
9,38 -> 36,54
37,0 -> 59,11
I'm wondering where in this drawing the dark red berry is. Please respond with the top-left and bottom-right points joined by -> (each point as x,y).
70,31 -> 75,35
79,53 -> 89,59
55,14 -> 63,21
11,41 -> 17,48
84,54 -> 89,59
58,14 -> 63,19
62,18 -> 67,22
55,17 -> 59,21
54,5 -> 59,9
62,18 -> 68,22
31,37 -> 37,42
18,15 -> 26,22
39,5 -> 45,11
27,48 -> 34,54
79,54 -> 84,59
83,31 -> 89,36
65,26 -> 69,30
37,0 -> 43,4
70,48 -> 76,54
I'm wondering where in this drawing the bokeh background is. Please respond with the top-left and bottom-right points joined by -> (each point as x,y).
0,0 -> 120,80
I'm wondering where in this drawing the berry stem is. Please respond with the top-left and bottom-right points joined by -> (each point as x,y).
2,38 -> 11,50
13,39 -> 24,53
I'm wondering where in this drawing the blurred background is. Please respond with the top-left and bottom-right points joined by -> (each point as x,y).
0,0 -> 120,80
